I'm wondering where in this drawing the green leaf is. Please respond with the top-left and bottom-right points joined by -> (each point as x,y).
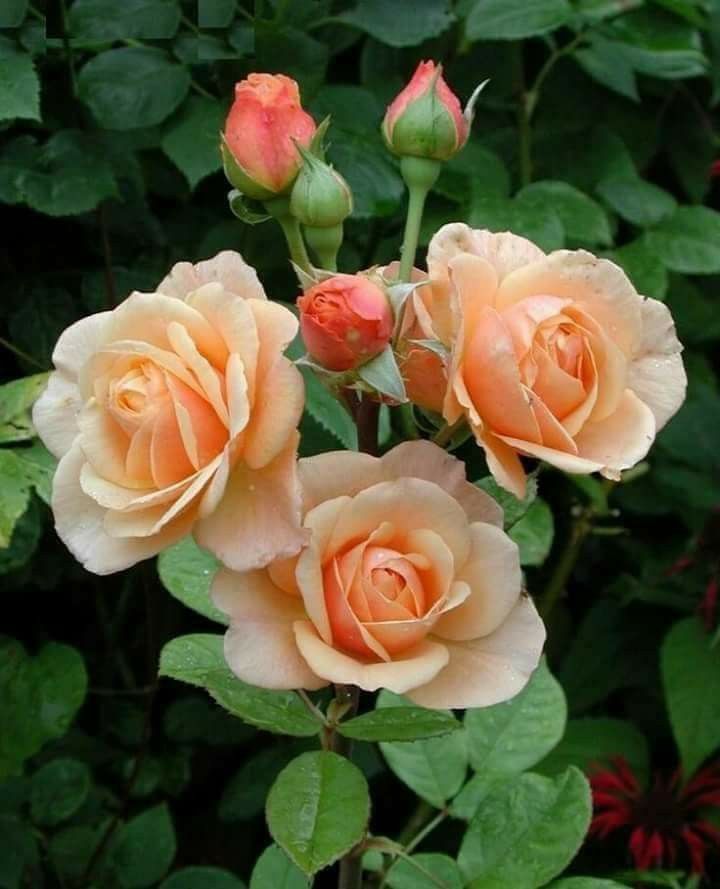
335,0 -> 454,47
30,758 -> 91,827
465,659 -> 566,778
0,373 -> 48,444
465,0 -> 573,41
21,130 -> 118,216
643,206 -> 720,274
249,845 -> 309,889
458,768 -> 592,889
0,53 -> 40,121
158,634 -> 321,737
378,690 -> 468,808
661,616 -> 720,778
476,474 -> 538,529
469,190 -> 564,253
0,497 -> 42,574
327,140 -> 404,219
548,880 -> 632,889
0,638 -> 87,778
300,367 -> 357,450
266,751 -> 370,875
0,0 -> 28,27
255,23 -> 328,97
357,345 -> 407,403
0,451 -> 33,548
535,717 -> 650,786
0,814 -> 38,889
596,176 -> 677,228
219,742 -> 311,823
508,499 -> 554,566
573,37 -> 639,102
606,8 -> 707,80
386,853 -> 463,889
112,804 -> 176,889
338,706 -> 462,742
436,141 -> 510,202
199,0 -> 237,28
608,239 -> 668,301
157,537 -> 226,624
162,97 -> 224,189
517,181 -> 612,247
160,867 -> 246,889
69,0 -> 181,39
78,47 -> 190,130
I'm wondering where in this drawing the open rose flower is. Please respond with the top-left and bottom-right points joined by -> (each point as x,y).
33,251 -> 306,575
406,223 -> 687,497
212,441 -> 545,708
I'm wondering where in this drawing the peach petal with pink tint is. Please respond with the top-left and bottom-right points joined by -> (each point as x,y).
211,568 -> 325,690
435,523 -> 522,641
157,251 -> 266,303
406,596 -> 545,709
293,621 -> 449,694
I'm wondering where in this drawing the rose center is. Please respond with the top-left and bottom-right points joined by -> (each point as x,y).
108,362 -> 168,433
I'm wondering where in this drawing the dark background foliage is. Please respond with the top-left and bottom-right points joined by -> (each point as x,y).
1,0 -> 719,887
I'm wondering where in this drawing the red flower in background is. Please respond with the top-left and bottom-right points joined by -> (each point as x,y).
710,159 -> 720,179
589,757 -> 720,875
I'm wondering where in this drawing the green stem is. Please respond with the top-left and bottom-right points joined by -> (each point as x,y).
539,512 -> 591,620
398,157 -> 441,283
265,198 -> 313,276
0,337 -> 46,370
58,0 -> 77,97
432,419 -> 464,449
514,45 -> 532,188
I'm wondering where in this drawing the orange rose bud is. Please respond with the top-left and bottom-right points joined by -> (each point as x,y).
383,60 -> 468,161
222,73 -> 316,200
298,274 -> 393,372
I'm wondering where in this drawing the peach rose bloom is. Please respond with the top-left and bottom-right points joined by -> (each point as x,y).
212,441 -> 545,709
406,223 -> 687,497
33,251 -> 306,575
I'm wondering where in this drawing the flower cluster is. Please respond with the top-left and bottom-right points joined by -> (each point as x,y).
33,63 -> 686,711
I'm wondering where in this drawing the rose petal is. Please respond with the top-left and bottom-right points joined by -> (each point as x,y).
406,596 -> 545,709
293,621 -> 449,693
52,443 -> 191,574
157,250 -> 266,303
573,388 -> 656,478
242,356 -> 304,469
212,568 -> 325,690
628,298 -> 686,431
434,523 -> 522,641
33,373 -> 82,459
194,436 -> 306,572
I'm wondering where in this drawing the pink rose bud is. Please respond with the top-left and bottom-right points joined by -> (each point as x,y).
383,60 -> 469,161
298,274 -> 393,372
221,73 -> 317,200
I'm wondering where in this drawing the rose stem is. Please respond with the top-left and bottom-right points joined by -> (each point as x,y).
397,158 -> 441,283
264,197 -> 313,276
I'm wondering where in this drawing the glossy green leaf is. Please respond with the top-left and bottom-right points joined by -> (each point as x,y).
549,880 -> 632,889
609,239 -> 668,301
335,0 -> 454,48
112,804 -> 176,889
158,635 -> 321,737
644,206 -> 720,274
517,181 -> 612,246
69,0 -> 181,39
338,706 -> 462,742
386,853 -> 463,889
300,366 -> 357,450
465,0 -> 573,41
157,537 -> 226,624
458,768 -> 592,889
0,373 -> 48,444
249,845 -> 309,889
266,751 -> 370,875
199,0 -> 237,28
661,616 -> 720,778
162,97 -> 224,189
0,54 -> 39,122
606,8 -> 707,80
469,191 -> 564,253
160,867 -> 246,889
78,47 -> 190,130
30,759 -> 91,826
0,638 -> 87,779
574,38 -> 639,102
508,499 -> 554,566
596,176 -> 676,228
378,690 -> 468,807
465,660 -> 566,776
476,474 -> 538,529
535,717 -> 650,785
